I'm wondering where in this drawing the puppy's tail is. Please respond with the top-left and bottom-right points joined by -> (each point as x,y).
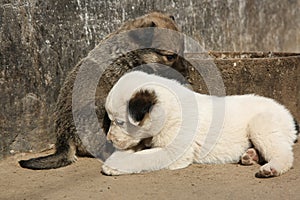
19,144 -> 76,170
294,118 -> 299,143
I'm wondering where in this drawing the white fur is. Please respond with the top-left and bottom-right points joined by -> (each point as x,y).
102,71 -> 298,177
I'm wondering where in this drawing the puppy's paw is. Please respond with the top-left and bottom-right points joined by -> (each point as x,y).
255,163 -> 278,178
241,148 -> 259,165
101,165 -> 123,176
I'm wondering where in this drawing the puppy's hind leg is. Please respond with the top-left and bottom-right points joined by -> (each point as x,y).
247,113 -> 294,178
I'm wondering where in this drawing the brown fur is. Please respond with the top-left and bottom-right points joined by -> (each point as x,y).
19,12 -> 189,169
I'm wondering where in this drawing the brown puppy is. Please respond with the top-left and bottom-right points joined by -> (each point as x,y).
19,12 -> 188,169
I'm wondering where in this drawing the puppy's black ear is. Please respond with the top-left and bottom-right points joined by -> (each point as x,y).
169,15 -> 175,21
128,89 -> 157,126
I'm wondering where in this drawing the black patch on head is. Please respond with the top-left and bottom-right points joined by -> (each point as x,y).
294,118 -> 299,143
128,89 -> 157,123
102,111 -> 111,135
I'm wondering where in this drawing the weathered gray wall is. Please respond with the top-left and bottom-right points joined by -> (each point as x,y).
1,0 -> 300,159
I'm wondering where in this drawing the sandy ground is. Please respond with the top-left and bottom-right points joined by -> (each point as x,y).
1,143 -> 300,200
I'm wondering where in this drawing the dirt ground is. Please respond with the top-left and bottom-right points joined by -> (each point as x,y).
1,142 -> 300,200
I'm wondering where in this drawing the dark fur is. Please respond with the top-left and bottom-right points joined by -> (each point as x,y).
103,111 -> 111,135
128,90 -> 157,123
294,118 -> 299,143
19,12 -> 188,170
19,145 -> 72,170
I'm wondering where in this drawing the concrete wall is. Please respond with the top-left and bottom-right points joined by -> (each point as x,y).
1,0 -> 300,159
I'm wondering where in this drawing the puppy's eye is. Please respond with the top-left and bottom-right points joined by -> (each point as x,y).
115,119 -> 125,126
165,54 -> 177,61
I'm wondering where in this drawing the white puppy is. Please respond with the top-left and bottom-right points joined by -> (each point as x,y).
102,71 -> 299,178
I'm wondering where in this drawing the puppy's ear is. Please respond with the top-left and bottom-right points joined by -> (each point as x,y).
128,89 -> 157,126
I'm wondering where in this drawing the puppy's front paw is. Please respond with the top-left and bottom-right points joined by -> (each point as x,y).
101,165 -> 123,176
